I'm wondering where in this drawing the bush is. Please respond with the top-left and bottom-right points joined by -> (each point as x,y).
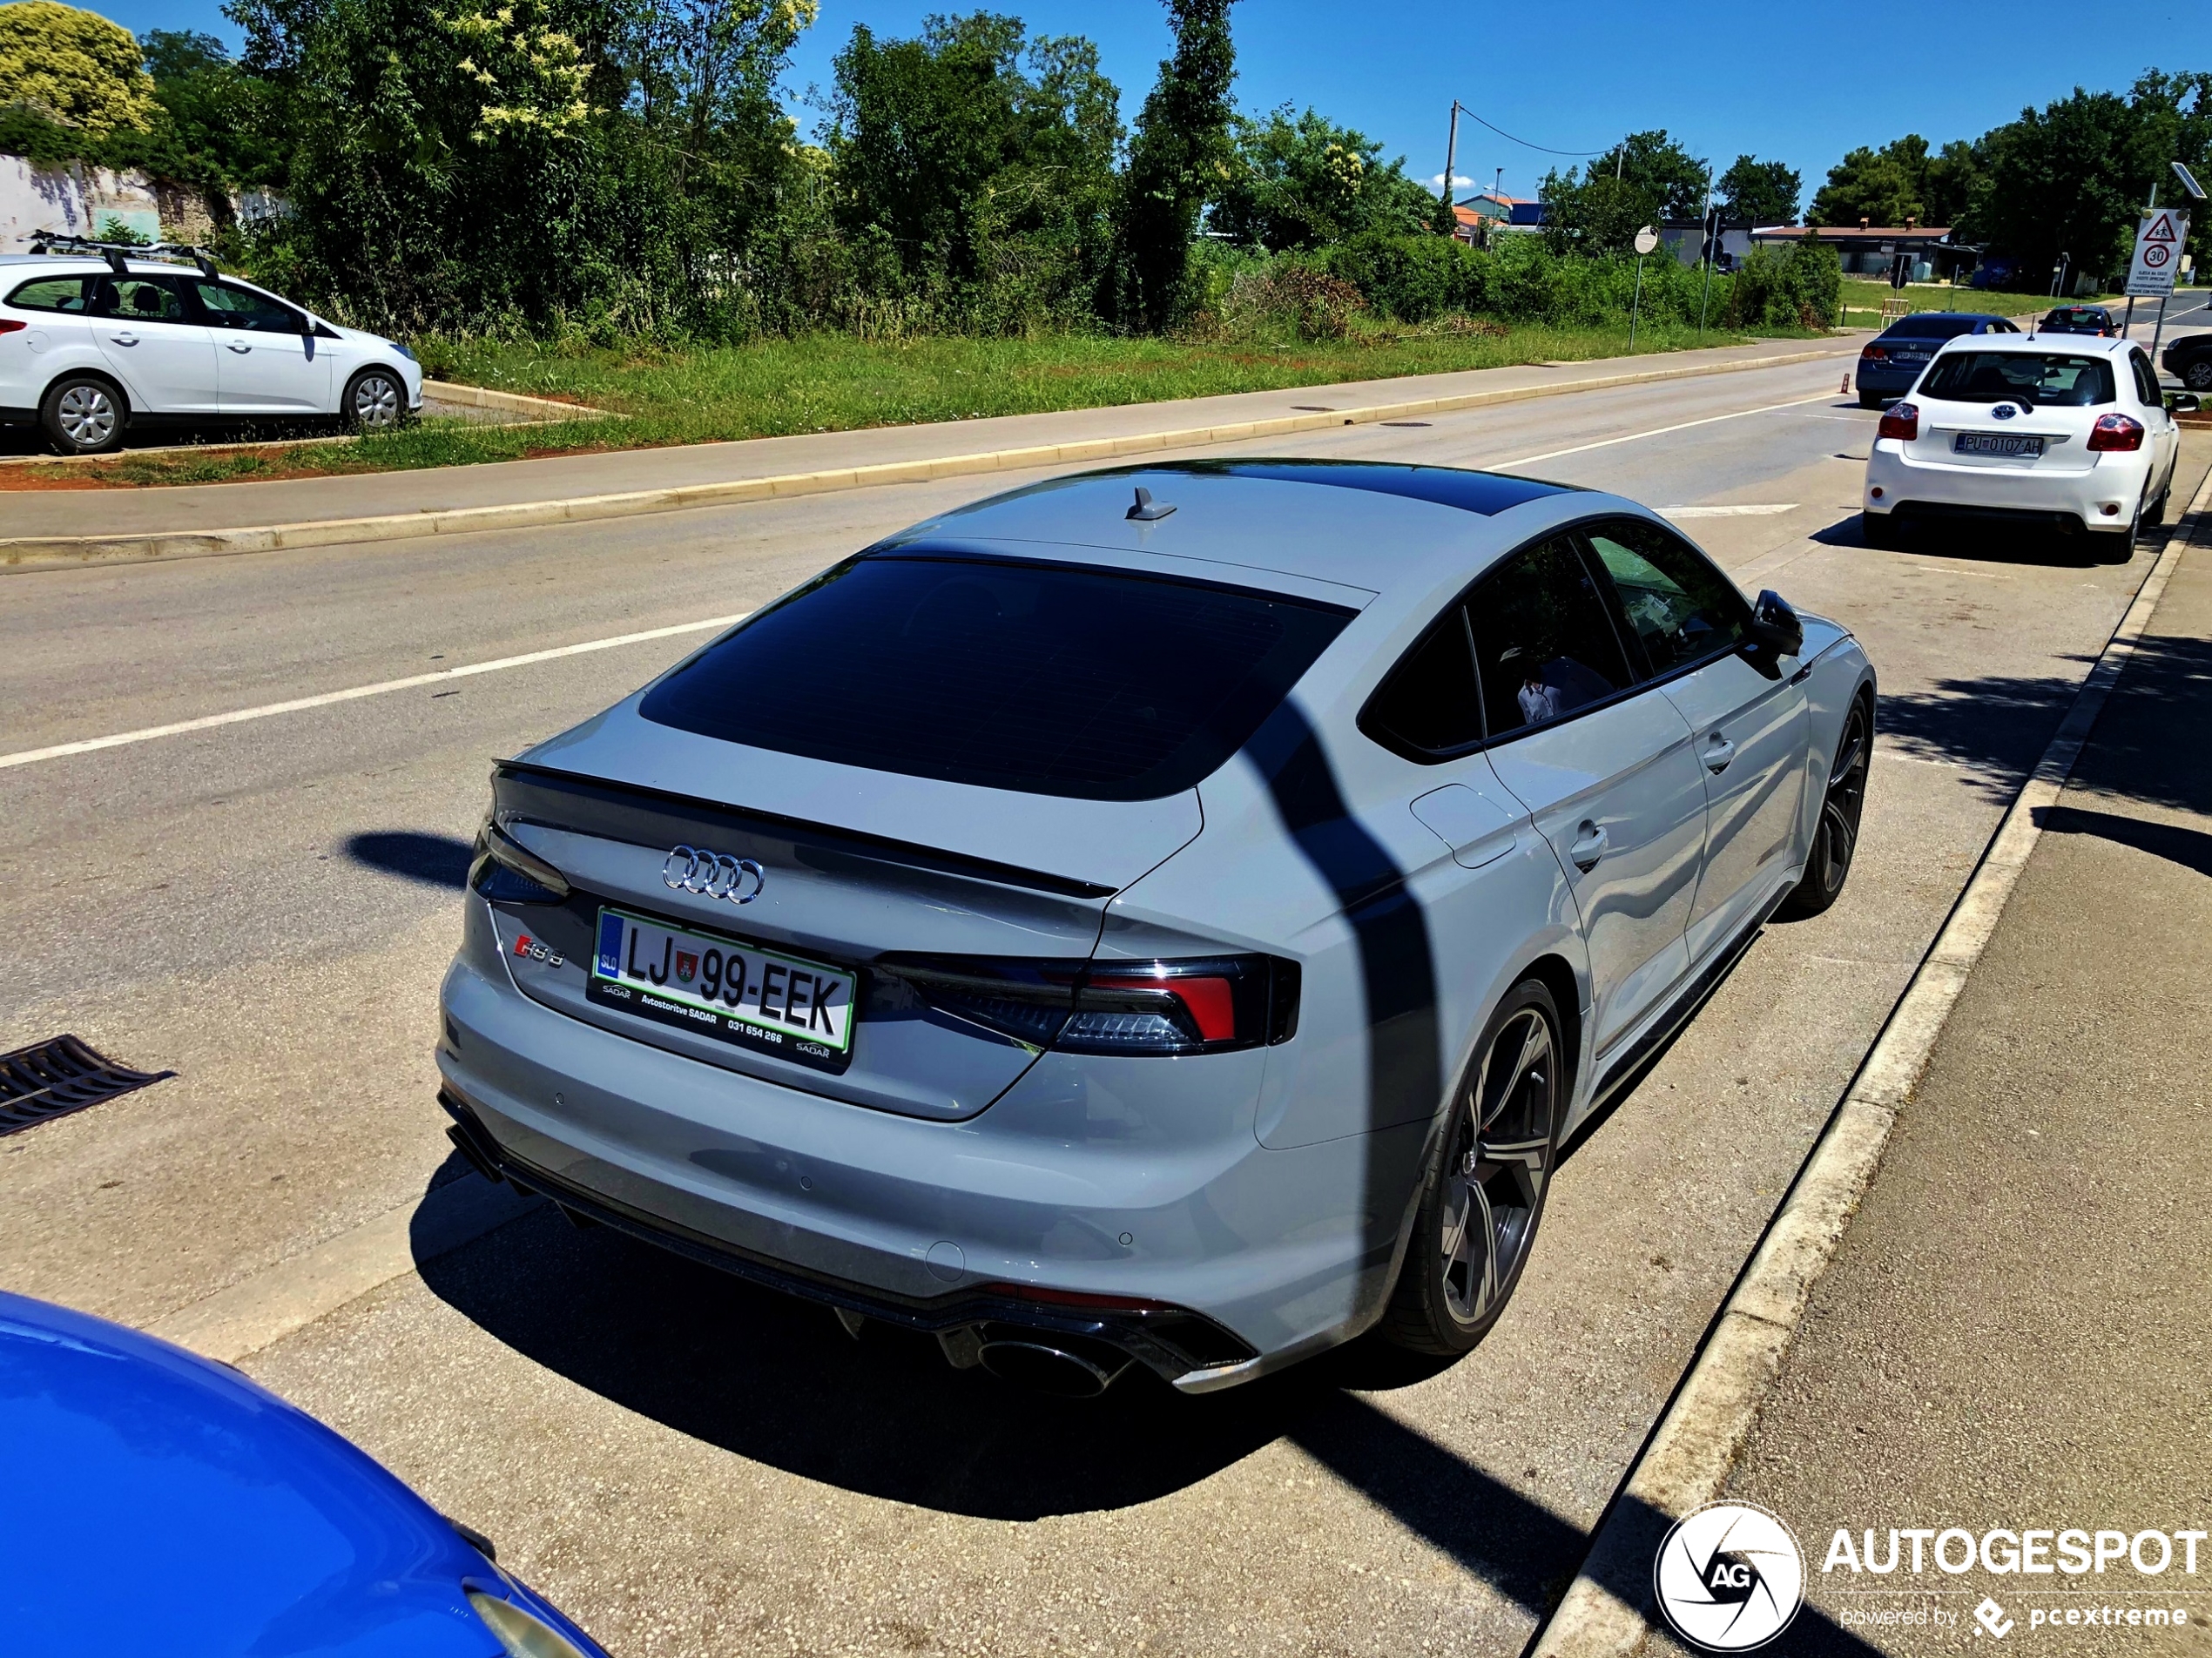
1723,235 -> 1842,330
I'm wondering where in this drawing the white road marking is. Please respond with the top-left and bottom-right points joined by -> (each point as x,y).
1657,503 -> 1798,518
1496,392 -> 1837,469
0,613 -> 750,772
5,382 -> 1847,772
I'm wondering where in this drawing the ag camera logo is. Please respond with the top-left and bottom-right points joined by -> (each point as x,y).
1655,1502 -> 1806,1651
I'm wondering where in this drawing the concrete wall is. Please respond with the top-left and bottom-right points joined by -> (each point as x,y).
0,155 -> 161,249
0,155 -> 288,252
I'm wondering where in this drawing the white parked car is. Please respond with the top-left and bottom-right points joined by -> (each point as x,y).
1862,333 -> 2182,560
0,244 -> 422,455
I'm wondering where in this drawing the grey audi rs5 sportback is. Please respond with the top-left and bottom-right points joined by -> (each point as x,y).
437,460 -> 1876,1397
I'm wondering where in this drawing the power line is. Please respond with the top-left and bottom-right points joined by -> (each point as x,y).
1451,102 -> 1612,158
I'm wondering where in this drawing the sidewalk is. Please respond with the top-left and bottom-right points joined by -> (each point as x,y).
0,334 -> 1851,548
1707,510 -> 2212,1652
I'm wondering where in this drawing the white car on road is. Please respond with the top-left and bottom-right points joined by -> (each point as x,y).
1862,333 -> 2182,560
0,246 -> 422,455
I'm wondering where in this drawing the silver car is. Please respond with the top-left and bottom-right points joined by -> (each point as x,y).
437,461 -> 1876,1397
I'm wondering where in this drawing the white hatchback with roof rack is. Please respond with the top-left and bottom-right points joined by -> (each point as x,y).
1861,329 -> 2183,560
0,235 -> 422,456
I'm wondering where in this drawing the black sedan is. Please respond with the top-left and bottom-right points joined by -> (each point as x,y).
2037,305 -> 2119,336
2164,330 -> 2212,394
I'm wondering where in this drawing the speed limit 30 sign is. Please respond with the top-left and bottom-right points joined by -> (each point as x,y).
2127,209 -> 2190,296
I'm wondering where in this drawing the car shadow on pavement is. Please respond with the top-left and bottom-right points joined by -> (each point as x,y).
416,1191 -> 1885,1650
343,830 -> 474,888
1810,509 -> 2139,570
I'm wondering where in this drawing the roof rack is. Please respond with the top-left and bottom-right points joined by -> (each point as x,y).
24,233 -> 219,279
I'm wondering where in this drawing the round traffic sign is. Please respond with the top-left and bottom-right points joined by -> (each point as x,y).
1635,226 -> 1659,255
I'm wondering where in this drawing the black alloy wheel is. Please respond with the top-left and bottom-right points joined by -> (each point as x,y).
1383,980 -> 1562,1354
2183,358 -> 2212,394
1779,696 -> 1871,919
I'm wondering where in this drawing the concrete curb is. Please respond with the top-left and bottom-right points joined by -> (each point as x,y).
1524,465 -> 2209,1658
421,378 -> 608,420
0,345 -> 1849,573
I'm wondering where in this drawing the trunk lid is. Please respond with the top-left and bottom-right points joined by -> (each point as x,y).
1905,398 -> 2092,475
483,698 -> 1203,1120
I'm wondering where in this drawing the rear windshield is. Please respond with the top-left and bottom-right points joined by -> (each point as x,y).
1919,352 -> 2116,408
639,554 -> 1354,800
1885,314 -> 1985,340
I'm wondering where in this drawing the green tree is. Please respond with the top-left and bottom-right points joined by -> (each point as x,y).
825,11 -> 1119,321
1208,104 -> 1431,251
135,30 -> 287,185
1113,0 -> 1238,331
1540,129 -> 1708,253
0,0 -> 156,134
1958,87 -> 2166,280
1716,154 -> 1800,225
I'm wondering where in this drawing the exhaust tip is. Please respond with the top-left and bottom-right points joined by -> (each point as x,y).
978,1339 -> 1128,1399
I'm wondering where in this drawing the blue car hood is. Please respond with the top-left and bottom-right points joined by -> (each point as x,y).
0,1291 -> 503,1658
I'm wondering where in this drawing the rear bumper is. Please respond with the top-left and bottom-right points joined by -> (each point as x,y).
1865,439 -> 2149,533
435,913 -> 1407,1388
1853,362 -> 1926,396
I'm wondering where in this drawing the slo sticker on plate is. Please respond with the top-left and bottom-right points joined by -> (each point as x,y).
587,907 -> 855,1072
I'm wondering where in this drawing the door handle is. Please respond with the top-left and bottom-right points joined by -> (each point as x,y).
1568,821 -> 1608,872
1704,736 -> 1737,774
110,333 -> 138,346
226,341 -> 252,354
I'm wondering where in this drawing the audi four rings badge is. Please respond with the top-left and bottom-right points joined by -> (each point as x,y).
662,846 -> 765,904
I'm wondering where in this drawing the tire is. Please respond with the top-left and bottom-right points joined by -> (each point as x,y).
1862,511 -> 1907,550
343,367 -> 408,432
1381,979 -> 1564,1355
1857,390 -> 1885,409
1777,695 -> 1871,920
40,374 -> 126,456
2183,358 -> 2212,394
2089,496 -> 2142,564
2143,481 -> 2168,528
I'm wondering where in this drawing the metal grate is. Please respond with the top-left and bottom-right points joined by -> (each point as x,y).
0,1035 -> 173,1136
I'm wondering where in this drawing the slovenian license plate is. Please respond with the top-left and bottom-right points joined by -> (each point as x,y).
1954,432 -> 2045,458
587,907 -> 855,1071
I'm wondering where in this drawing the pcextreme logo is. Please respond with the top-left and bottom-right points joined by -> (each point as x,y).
1654,1502 -> 1806,1651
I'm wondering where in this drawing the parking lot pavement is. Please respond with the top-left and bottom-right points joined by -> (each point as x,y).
2,374 -> 2202,1656
1676,487 -> 2212,1655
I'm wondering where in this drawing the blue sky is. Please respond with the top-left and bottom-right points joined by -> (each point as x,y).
100,0 -> 2210,215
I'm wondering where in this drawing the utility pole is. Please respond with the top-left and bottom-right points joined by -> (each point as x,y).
1696,166 -> 1716,336
1439,102 -> 1461,229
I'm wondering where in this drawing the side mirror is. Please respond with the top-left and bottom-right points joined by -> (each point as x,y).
1747,589 -> 1804,657
2168,392 -> 2201,414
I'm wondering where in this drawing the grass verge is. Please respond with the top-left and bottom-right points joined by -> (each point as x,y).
1,319 -> 1795,489
1836,279 -> 2121,331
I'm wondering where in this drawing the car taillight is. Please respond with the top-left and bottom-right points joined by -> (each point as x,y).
469,818 -> 570,904
0,320 -> 25,336
885,954 -> 1300,1056
1860,344 -> 1887,361
2087,413 -> 2144,452
1877,401 -> 1919,441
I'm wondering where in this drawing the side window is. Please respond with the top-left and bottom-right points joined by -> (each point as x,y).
1467,536 -> 1635,740
1362,607 -> 1483,758
90,276 -> 192,322
5,275 -> 93,313
1581,518 -> 1748,677
192,281 -> 303,334
2132,353 -> 2161,406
